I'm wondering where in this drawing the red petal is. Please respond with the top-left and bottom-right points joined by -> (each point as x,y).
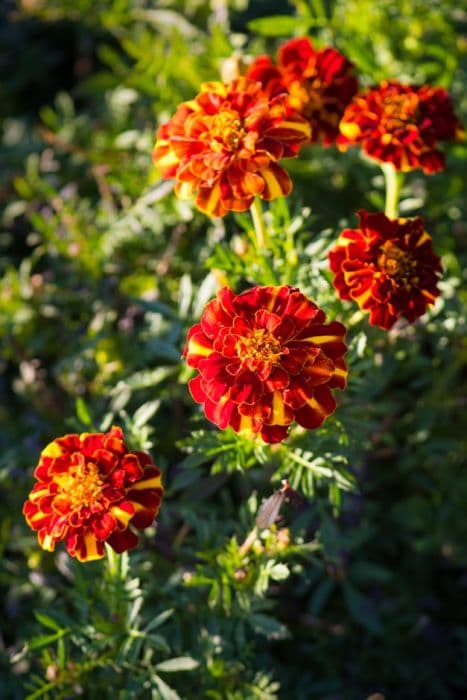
185,327 -> 214,368
188,375 -> 207,404
254,309 -> 282,332
264,366 -> 290,392
229,372 -> 263,405
200,298 -> 233,337
93,448 -> 118,475
260,162 -> 292,200
296,321 -> 347,358
280,345 -> 318,374
91,512 -> 117,540
204,397 -> 237,430
67,532 -> 105,562
107,528 -> 139,554
198,352 -> 231,381
260,424 -> 290,444
121,454 -> 144,483
295,385 -> 337,429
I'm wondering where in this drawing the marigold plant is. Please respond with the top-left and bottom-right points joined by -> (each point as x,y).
328,210 -> 442,329
23,427 -> 163,562
152,77 -> 310,217
337,80 -> 463,173
183,285 -> 348,443
246,36 -> 358,146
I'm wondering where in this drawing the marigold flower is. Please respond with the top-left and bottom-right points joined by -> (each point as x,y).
23,427 -> 163,562
328,210 -> 442,329
337,80 -> 463,173
183,285 -> 348,444
152,77 -> 310,217
246,37 -> 358,146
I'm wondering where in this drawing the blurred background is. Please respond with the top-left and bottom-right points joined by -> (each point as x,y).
1,1 -> 466,698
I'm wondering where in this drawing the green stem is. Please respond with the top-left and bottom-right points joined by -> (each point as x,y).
106,543 -> 119,575
105,545 -> 127,622
250,198 -> 268,250
381,162 -> 403,219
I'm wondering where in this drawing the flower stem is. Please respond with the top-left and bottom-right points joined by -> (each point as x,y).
382,162 -> 403,219
239,527 -> 258,558
250,198 -> 268,250
104,545 -> 128,623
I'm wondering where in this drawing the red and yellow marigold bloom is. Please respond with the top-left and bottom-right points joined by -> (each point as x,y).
328,210 -> 442,330
183,285 -> 348,444
23,427 -> 163,562
246,36 -> 358,146
337,80 -> 463,173
152,77 -> 310,217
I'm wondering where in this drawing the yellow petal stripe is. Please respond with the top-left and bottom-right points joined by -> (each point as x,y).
41,441 -> 65,458
130,474 -> 162,491
111,504 -> 134,528
77,534 -> 103,562
187,338 -> 213,358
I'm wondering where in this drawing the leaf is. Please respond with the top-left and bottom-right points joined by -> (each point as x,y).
247,15 -> 312,37
155,657 -> 199,672
350,561 -> 393,584
28,629 -> 69,650
34,612 -> 62,631
151,674 -> 182,700
343,584 -> 383,635
308,578 -> 336,616
25,682 -> 57,700
250,613 -> 290,640
133,400 -> 161,429
133,9 -> 201,38
147,634 -> 170,654
144,609 -> 174,633
75,398 -> 92,427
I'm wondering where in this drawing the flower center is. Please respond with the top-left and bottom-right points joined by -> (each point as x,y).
377,243 -> 416,282
238,329 -> 282,366
209,110 -> 244,151
54,460 -> 104,510
288,77 -> 324,117
382,93 -> 419,131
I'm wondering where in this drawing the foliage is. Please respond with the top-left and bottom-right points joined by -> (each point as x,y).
1,1 -> 466,699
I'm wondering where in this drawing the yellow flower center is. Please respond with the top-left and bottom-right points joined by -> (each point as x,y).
377,243 -> 416,282
238,329 -> 282,365
382,93 -> 419,131
209,110 -> 244,151
55,461 -> 104,510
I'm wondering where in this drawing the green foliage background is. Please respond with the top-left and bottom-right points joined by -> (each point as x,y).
0,1 -> 466,698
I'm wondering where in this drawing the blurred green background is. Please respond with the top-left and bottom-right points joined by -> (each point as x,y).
1,1 -> 466,698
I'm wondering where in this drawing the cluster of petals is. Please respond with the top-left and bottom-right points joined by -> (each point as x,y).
152,77 -> 310,217
328,210 -> 442,329
246,36 -> 358,146
337,80 -> 463,173
183,285 -> 348,444
23,427 -> 163,562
